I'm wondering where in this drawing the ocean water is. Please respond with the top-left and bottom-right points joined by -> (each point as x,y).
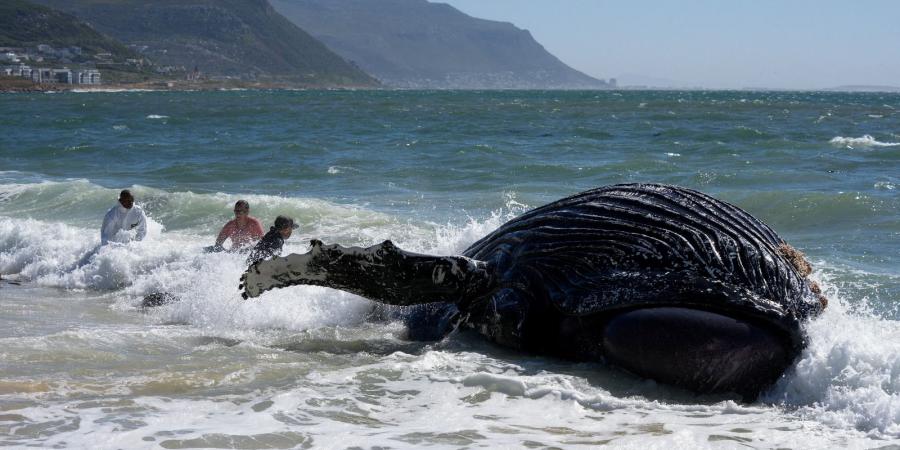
0,90 -> 898,448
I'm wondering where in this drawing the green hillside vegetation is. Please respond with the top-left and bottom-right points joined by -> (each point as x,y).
0,0 -> 136,61
33,0 -> 378,86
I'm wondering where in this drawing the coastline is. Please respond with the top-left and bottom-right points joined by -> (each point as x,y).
0,77 -> 380,93
6,78 -> 900,94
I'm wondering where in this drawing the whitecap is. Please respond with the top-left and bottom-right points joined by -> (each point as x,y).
761,268 -> 900,439
72,88 -> 154,93
327,166 -> 360,175
829,135 -> 900,147
146,115 -> 169,120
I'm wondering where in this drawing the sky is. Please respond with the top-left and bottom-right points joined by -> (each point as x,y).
441,0 -> 900,89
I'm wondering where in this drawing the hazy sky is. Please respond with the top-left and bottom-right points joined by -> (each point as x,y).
442,0 -> 900,89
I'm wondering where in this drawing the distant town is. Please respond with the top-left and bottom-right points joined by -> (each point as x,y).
0,43 -> 207,89
2,45 -> 104,85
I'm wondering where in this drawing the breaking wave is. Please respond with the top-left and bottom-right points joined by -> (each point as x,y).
1,176 -> 898,441
829,135 -> 900,147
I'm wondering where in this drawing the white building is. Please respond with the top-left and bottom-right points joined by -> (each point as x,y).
2,64 -> 32,78
4,62 -> 100,85
75,69 -> 101,85
30,68 -> 71,84
52,68 -> 73,84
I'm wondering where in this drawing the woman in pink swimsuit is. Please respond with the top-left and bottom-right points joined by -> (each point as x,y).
213,200 -> 264,251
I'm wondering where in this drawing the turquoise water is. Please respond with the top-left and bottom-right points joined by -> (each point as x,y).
1,90 -> 898,447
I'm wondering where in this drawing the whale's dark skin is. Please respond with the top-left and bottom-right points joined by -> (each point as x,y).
240,184 -> 826,398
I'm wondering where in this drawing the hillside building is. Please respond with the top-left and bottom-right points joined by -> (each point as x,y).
75,69 -> 101,84
3,64 -> 101,85
2,64 -> 33,78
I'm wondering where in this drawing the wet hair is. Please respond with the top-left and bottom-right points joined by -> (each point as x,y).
274,215 -> 297,230
119,189 -> 133,199
235,200 -> 249,211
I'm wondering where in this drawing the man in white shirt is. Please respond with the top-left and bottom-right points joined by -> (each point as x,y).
101,189 -> 147,245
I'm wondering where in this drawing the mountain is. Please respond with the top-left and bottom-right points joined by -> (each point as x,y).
31,0 -> 378,86
270,0 -> 609,89
0,0 -> 137,61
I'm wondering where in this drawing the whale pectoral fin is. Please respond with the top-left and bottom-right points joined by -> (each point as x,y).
241,252 -> 319,299
240,240 -> 495,306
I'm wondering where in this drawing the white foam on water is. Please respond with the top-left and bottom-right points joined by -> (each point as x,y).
764,268 -> 900,438
146,114 -> 169,119
829,135 -> 900,147
140,233 -> 899,446
0,183 -> 522,333
146,251 -> 377,334
2,182 -> 898,447
27,343 -> 888,448
0,217 -> 169,290
147,197 -> 523,335
327,165 -> 360,175
70,88 -> 156,93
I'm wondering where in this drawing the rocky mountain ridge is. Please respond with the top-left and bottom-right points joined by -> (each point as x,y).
31,0 -> 378,86
270,0 -> 610,89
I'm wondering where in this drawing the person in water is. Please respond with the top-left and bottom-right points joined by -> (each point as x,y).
247,215 -> 298,265
101,189 -> 147,245
212,200 -> 264,252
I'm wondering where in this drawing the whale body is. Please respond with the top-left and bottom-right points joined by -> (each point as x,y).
240,183 -> 826,398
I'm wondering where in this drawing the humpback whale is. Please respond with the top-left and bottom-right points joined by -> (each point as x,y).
240,184 -> 826,398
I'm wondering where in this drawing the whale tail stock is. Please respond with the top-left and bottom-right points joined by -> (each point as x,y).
240,239 -> 495,306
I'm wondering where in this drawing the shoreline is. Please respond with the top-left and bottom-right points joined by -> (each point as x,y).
5,77 -> 900,94
0,77 -> 380,93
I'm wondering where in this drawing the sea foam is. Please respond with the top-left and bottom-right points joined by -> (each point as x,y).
764,269 -> 900,438
2,179 -> 898,441
829,135 -> 900,147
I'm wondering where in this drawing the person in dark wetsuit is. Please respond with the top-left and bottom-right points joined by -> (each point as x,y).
247,215 -> 299,265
